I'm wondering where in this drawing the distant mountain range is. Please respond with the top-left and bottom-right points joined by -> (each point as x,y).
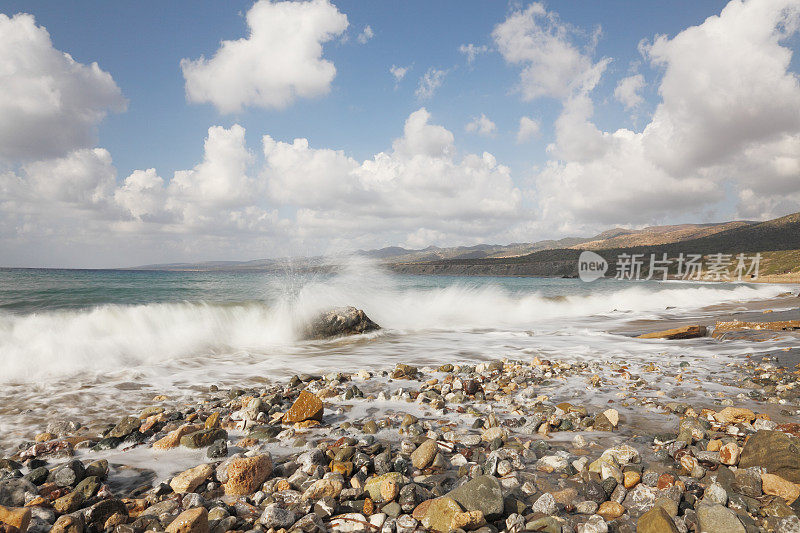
572,221 -> 753,251
132,213 -> 800,278
356,237 -> 590,263
391,212 -> 800,278
365,220 -> 760,263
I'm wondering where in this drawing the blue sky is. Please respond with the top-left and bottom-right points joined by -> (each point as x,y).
0,0 -> 798,267
3,1 -> 727,176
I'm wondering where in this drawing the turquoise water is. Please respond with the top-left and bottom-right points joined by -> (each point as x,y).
0,266 -> 768,313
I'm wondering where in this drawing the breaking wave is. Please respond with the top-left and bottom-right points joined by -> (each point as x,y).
0,261 -> 788,383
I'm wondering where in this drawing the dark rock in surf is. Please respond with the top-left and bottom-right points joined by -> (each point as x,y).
300,307 -> 380,340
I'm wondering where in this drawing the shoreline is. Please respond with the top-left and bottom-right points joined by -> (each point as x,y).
749,273 -> 800,284
2,263 -> 799,287
2,294 -> 800,532
389,267 -> 800,285
3,349 -> 800,532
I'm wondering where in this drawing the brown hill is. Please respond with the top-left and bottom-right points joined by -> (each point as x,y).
574,221 -> 754,250
391,212 -> 800,278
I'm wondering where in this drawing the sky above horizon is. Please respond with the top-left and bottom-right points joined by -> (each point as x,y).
1,0 -> 799,268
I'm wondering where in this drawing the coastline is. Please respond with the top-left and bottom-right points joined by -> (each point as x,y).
750,273 -> 800,284
390,264 -> 800,285
3,2 -> 800,532
2,291 -> 800,532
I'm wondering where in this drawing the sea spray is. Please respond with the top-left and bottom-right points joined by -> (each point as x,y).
0,259 -> 788,384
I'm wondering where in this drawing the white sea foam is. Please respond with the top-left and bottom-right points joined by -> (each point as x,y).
0,260 -> 787,385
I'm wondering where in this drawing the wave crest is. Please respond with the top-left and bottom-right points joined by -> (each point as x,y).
0,265 -> 786,384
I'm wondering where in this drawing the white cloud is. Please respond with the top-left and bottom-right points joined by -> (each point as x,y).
168,125 -> 254,209
459,43 -> 488,65
114,169 -> 168,222
536,131 -> 721,226
517,116 -> 540,143
614,74 -> 645,109
144,125 -> 280,235
730,132 -> 800,219
548,94 -> 607,163
181,0 -> 348,113
465,114 -> 497,136
0,147 -> 129,267
4,127 -> 246,216
415,68 -> 447,100
5,0 -> 800,267
23,148 -> 116,208
0,110 -> 524,265
392,108 -> 455,158
0,13 -> 126,162
261,108 -> 522,244
403,227 -> 448,249
492,2 -> 611,100
357,25 -> 374,44
532,0 -> 800,227
641,0 -> 800,175
390,64 -> 409,82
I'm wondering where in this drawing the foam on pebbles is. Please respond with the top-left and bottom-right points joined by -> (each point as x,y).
1,355 -> 800,532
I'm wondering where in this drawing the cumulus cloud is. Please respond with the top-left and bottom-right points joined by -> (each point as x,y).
168,125 -> 254,209
135,125 -> 280,234
261,108 -> 522,244
493,2 -> 611,100
614,74 -> 645,109
532,0 -> 800,227
536,131 -> 721,226
23,148 -> 116,208
641,0 -> 800,175
459,43 -> 488,65
114,169 -> 168,222
5,0 -> 800,267
492,2 -> 610,167
415,68 -> 447,100
2,125 -> 262,228
0,147 -> 128,268
1,109 -> 524,265
0,7 -> 522,264
181,0 -> 348,113
492,1 -> 612,173
357,25 -> 374,44
517,116 -> 541,143
392,109 -> 455,158
0,13 -> 126,161
465,114 -> 497,136
390,64 -> 409,82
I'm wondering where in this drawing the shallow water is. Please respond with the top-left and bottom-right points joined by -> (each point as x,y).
0,260 -> 796,453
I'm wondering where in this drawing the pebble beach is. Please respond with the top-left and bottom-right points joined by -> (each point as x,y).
4,0 -> 800,531
2,286 -> 800,533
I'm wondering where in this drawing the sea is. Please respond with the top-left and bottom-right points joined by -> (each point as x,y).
0,259 -> 795,454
